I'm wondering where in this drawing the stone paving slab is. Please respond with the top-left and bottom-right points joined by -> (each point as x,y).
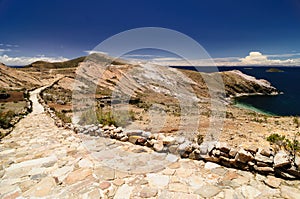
0,87 -> 300,198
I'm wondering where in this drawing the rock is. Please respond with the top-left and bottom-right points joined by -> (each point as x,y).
146,174 -> 170,187
253,165 -> 274,173
23,177 -> 56,197
275,169 -> 297,179
64,168 -> 92,184
204,162 -> 221,169
260,147 -> 273,157
178,141 -> 192,155
168,145 -> 178,154
114,184 -> 134,199
295,155 -> 300,167
166,154 -> 178,163
168,182 -> 190,193
120,136 -> 129,142
264,176 -> 281,188
94,166 -> 115,180
99,181 -> 111,190
274,150 -> 291,168
1,186 -> 21,199
139,187 -> 158,198
281,185 -> 300,199
113,179 -> 124,186
244,145 -> 258,154
211,149 -> 221,157
162,136 -> 175,145
224,189 -> 243,199
5,155 -> 57,172
159,190 -> 199,199
255,152 -> 273,164
256,161 -> 269,167
52,165 -> 73,182
142,131 -> 152,138
137,137 -> 147,145
128,135 -> 141,144
235,149 -> 254,163
153,140 -> 164,152
78,158 -> 93,168
201,155 -> 219,163
194,185 -> 221,198
175,136 -> 186,144
240,185 -> 261,199
113,127 -> 123,133
189,149 -> 201,160
216,142 -> 231,153
125,130 -> 144,136
286,166 -> 300,178
229,148 -> 238,158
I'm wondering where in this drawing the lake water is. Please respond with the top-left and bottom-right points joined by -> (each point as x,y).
171,66 -> 300,116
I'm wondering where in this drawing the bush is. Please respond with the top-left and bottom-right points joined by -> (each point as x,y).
267,133 -> 300,155
0,110 -> 15,129
55,110 -> 72,123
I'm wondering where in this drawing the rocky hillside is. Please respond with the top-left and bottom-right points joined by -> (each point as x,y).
25,56 -> 86,69
0,63 -> 42,90
39,54 -> 279,136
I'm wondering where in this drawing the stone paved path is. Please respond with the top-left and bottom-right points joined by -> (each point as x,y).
1,86 -> 300,198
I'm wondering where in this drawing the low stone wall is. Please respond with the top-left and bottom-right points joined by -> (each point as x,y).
37,92 -> 300,180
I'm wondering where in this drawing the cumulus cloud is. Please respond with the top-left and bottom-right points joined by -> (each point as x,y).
240,51 -> 295,66
125,51 -> 300,66
0,54 -> 69,66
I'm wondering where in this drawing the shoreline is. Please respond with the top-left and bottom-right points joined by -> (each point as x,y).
234,101 -> 275,116
227,92 -> 281,116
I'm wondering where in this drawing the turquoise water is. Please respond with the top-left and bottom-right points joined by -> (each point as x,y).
172,66 -> 300,116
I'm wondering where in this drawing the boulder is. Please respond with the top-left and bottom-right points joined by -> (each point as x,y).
229,148 -> 238,158
244,145 -> 258,154
189,149 -> 201,160
260,147 -> 273,157
128,135 -> 141,144
153,140 -> 164,152
216,142 -> 231,153
162,136 -> 176,145
286,166 -> 300,178
274,150 -> 291,168
254,152 -> 273,164
235,149 -> 254,163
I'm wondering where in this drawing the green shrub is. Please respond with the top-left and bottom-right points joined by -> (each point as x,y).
267,133 -> 300,155
0,110 -> 15,129
55,110 -> 72,123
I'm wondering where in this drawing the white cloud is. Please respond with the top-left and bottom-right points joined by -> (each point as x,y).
240,51 -> 295,66
124,51 -> 300,66
0,48 -> 11,53
84,50 -> 108,55
0,54 -> 69,66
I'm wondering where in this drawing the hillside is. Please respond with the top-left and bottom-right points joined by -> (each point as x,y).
25,56 -> 86,69
0,63 -> 42,90
24,53 -> 129,70
41,55 -> 279,138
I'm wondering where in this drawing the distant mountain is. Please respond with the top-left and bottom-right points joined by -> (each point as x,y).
25,56 -> 86,69
25,53 -> 129,70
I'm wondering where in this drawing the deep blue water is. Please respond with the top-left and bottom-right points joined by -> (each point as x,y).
171,66 -> 300,116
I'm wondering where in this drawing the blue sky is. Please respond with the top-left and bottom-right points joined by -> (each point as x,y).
1,0 -> 300,65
